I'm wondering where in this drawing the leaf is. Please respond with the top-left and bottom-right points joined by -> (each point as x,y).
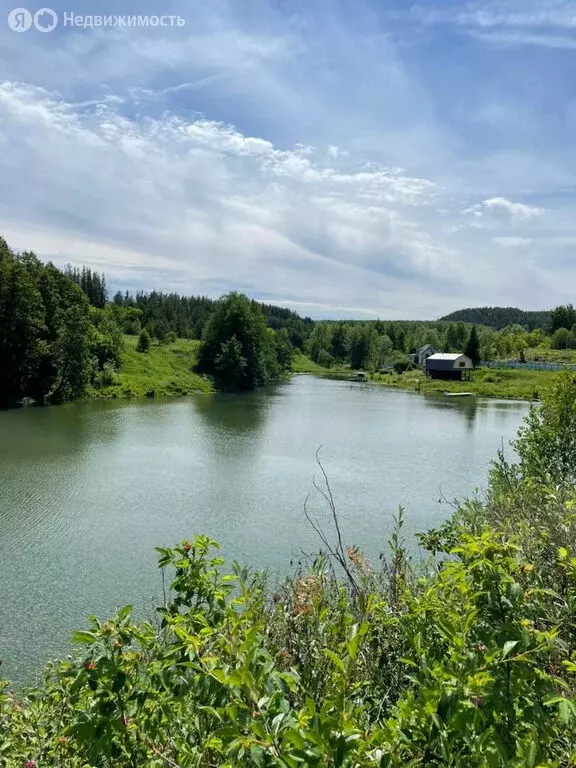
502,640 -> 519,659
71,630 -> 98,645
112,671 -> 127,692
525,739 -> 536,768
117,605 -> 133,623
323,648 -> 346,674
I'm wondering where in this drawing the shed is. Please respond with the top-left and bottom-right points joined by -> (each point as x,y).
426,353 -> 473,380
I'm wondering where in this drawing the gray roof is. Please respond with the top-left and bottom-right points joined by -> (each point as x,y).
418,344 -> 436,353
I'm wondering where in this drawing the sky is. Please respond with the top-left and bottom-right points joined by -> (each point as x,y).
0,0 -> 575,319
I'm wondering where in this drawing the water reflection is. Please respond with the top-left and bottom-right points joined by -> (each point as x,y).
421,393 -> 531,434
192,386 -> 277,435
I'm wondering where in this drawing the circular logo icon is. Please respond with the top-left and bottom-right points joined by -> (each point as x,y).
8,7 -> 32,31
33,7 -> 57,32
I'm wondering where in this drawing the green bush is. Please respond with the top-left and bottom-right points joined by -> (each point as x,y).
136,329 -> 151,353
393,360 -> 412,374
92,362 -> 119,389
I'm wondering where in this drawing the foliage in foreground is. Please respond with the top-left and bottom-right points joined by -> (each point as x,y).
3,375 -> 576,766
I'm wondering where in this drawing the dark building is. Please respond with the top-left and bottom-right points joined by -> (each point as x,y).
426,353 -> 473,380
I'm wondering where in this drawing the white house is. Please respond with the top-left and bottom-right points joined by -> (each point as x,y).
426,353 -> 473,380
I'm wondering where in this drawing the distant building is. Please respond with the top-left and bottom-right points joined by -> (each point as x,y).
426,353 -> 473,380
413,344 -> 437,367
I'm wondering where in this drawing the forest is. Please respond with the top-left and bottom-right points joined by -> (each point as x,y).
0,239 -> 302,404
2,234 -> 576,404
440,306 -> 551,331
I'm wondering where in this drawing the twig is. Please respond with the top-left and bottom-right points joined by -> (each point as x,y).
304,449 -> 359,594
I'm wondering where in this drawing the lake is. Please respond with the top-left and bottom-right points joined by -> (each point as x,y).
0,376 -> 530,684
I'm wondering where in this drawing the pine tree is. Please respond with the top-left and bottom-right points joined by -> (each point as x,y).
464,326 -> 481,366
136,329 -> 151,353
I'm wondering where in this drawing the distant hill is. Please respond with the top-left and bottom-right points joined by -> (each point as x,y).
439,307 -> 551,331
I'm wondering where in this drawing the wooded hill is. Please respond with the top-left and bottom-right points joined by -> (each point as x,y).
440,307 -> 551,331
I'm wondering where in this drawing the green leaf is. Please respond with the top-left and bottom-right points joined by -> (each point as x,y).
117,605 -> 133,623
323,648 -> 346,674
502,640 -> 519,659
71,630 -> 98,645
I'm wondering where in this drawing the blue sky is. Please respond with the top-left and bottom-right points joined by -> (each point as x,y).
1,0 -> 575,318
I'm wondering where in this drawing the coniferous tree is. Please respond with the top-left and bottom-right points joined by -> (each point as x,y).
136,329 -> 151,353
464,326 -> 481,366
0,238 -> 121,406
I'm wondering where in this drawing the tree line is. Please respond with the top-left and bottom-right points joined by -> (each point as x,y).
304,308 -> 576,371
304,319 -> 485,370
111,290 -> 313,350
0,238 -> 122,407
0,238 -> 299,402
3,232 -> 576,402
440,306 -> 551,331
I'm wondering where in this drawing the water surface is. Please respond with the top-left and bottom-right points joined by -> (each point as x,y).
0,376 -> 529,683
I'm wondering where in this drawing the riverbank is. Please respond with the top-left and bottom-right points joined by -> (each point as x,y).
92,343 -> 561,403
372,366 -> 558,400
294,354 -> 562,400
92,335 -> 213,398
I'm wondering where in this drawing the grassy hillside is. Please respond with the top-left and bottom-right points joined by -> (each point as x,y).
93,335 -> 213,398
93,343 -> 565,402
291,352 -> 334,374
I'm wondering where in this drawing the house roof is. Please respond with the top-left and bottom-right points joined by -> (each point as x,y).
426,352 -> 471,371
418,344 -> 435,353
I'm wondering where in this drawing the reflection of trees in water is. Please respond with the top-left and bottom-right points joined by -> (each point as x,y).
423,394 -> 529,432
192,385 -> 278,436
423,394 -> 480,429
0,399 -> 124,464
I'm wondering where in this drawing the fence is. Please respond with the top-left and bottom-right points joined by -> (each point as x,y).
481,360 -> 576,372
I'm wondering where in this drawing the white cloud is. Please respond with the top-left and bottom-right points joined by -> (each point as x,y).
327,144 -> 350,159
471,30 -> 576,49
409,1 -> 576,48
411,1 -> 576,30
0,81 -> 458,318
493,236 -> 534,247
463,197 -> 544,222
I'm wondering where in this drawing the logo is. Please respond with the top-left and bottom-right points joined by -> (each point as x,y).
8,7 -> 32,31
7,7 -> 58,31
34,7 -> 57,31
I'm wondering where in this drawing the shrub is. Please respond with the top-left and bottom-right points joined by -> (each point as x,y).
393,360 -> 412,374
92,362 -> 118,389
136,329 -> 151,353
316,349 -> 334,368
